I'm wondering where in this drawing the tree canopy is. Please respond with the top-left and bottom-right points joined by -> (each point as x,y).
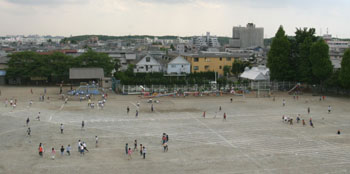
340,49 -> 350,89
6,50 -> 115,84
267,26 -> 294,81
309,39 -> 333,84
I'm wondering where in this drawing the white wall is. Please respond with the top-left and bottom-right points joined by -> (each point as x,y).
167,64 -> 190,74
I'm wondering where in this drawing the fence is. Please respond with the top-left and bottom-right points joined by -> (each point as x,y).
116,81 -> 299,94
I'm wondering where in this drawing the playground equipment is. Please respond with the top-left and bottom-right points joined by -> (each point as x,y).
288,83 -> 301,94
67,84 -> 101,95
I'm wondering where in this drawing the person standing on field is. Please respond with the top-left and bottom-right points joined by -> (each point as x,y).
51,148 -> 56,160
125,143 -> 128,155
128,148 -> 132,160
143,146 -> 146,159
60,145 -> 65,156
38,143 -> 43,157
95,136 -> 98,147
140,144 -> 143,156
66,144 -> 71,156
60,124 -> 64,134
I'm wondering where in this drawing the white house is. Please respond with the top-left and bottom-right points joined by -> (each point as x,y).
167,56 -> 191,75
134,55 -> 162,73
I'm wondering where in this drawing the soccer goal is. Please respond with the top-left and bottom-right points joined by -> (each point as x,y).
257,88 -> 271,98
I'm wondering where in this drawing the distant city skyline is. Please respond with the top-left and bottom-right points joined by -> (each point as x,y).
0,0 -> 349,38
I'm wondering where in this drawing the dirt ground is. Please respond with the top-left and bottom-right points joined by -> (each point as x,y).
0,86 -> 350,174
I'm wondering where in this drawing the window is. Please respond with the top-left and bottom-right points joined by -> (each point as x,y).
220,57 -> 222,61
194,66 -> 199,70
205,58 -> 210,62
226,57 -> 232,61
181,65 -> 184,68
146,57 -> 150,62
219,66 -> 222,69
171,65 -> 176,68
105,80 -> 109,83
194,58 -> 199,62
150,65 -> 153,68
205,65 -> 209,70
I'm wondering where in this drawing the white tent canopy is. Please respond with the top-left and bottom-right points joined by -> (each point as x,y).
240,66 -> 270,81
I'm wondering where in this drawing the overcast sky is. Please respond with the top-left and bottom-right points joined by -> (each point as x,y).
0,0 -> 349,38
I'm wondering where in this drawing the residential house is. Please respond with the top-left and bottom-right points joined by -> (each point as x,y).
167,56 -> 191,75
182,51 -> 235,76
134,55 -> 162,73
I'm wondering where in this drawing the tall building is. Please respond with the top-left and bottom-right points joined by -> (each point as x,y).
230,23 -> 264,49
191,32 -> 221,49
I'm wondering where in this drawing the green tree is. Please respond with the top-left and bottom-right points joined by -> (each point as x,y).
74,49 -> 115,77
170,44 -> 175,51
309,39 -> 333,86
340,49 -> 350,89
70,40 -> 78,44
6,51 -> 38,81
223,65 -> 231,76
294,28 -> 318,83
114,59 -> 121,72
267,26 -> 294,81
231,60 -> 250,77
297,37 -> 314,83
48,52 -> 73,82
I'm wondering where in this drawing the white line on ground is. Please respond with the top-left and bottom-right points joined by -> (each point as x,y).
188,113 -> 266,170
48,103 -> 65,121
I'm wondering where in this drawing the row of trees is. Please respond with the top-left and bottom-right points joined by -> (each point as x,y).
267,26 -> 350,89
6,49 -> 115,84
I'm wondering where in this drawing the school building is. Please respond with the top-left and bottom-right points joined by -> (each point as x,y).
181,52 -> 235,76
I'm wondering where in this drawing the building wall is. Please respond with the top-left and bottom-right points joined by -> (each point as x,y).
183,56 -> 235,76
135,65 -> 162,73
232,23 -> 264,48
134,55 -> 162,73
167,64 -> 191,74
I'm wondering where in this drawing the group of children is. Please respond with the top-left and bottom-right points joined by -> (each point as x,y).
282,114 -> 314,127
4,98 -> 17,109
203,106 -> 226,120
38,137 -> 99,159
87,93 -> 108,109
281,95 -> 334,130
125,139 -> 147,160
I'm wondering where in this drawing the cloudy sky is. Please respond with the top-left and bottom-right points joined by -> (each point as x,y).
0,0 -> 349,38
